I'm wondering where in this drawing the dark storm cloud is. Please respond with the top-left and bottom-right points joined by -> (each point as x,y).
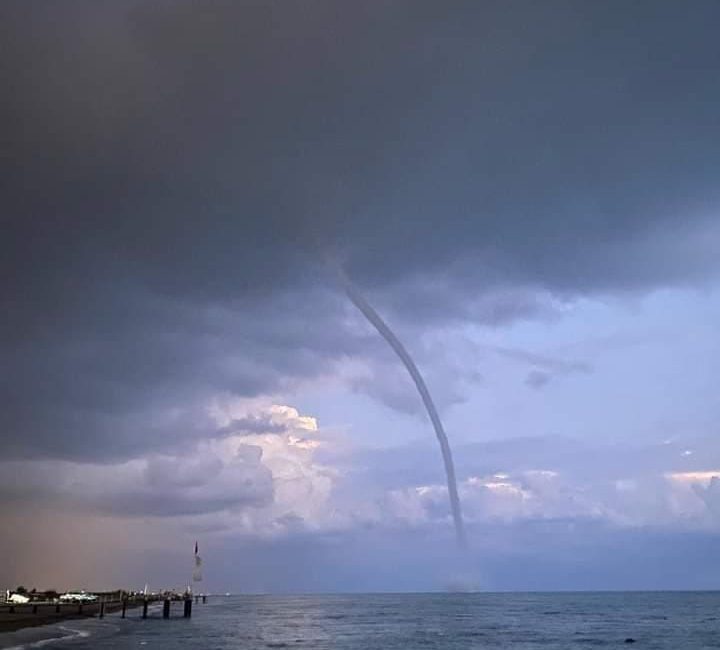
2,0 -> 720,461
4,0 -> 720,298
0,282 -> 375,461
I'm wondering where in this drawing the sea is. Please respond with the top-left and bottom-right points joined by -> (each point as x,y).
1,592 -> 719,650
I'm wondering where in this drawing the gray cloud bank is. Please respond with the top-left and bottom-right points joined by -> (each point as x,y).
3,0 -> 720,461
4,0 -> 720,296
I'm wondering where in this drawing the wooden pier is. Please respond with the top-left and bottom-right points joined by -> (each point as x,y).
0,595 -> 203,633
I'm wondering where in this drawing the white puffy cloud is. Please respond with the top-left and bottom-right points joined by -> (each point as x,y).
382,470 -> 602,527
374,461 -> 720,533
0,403 -> 339,536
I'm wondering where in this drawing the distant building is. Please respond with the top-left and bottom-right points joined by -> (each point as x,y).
7,592 -> 31,604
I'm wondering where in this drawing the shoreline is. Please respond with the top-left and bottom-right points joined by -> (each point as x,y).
0,600 -> 144,634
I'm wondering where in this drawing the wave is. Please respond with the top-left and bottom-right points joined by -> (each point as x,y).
2,625 -> 90,650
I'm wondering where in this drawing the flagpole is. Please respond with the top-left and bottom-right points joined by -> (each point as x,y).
192,541 -> 203,594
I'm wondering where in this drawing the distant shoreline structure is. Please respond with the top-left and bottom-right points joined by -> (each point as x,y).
0,588 -> 203,634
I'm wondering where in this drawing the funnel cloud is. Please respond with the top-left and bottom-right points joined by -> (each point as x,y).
341,276 -> 466,548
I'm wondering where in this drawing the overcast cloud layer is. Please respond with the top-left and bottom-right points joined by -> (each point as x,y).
2,1 -> 720,592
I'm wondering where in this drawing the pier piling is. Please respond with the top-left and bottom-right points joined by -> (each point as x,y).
0,594 -> 203,632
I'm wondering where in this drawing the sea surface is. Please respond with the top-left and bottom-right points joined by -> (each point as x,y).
1,592 -> 719,650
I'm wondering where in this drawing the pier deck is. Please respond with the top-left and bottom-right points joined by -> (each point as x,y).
0,597 -> 184,633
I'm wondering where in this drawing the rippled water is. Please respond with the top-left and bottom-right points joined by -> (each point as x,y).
2,592 -> 719,649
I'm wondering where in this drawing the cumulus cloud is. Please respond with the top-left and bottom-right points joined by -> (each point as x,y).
346,437 -> 720,533
0,443 -> 273,518
14,404 -> 719,542
3,403 -> 720,591
381,470 -> 597,529
0,404 -> 338,536
377,467 -> 716,532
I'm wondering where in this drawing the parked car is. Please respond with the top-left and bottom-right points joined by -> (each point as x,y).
59,591 -> 98,603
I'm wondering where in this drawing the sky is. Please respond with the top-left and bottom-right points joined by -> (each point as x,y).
2,0 -> 720,593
